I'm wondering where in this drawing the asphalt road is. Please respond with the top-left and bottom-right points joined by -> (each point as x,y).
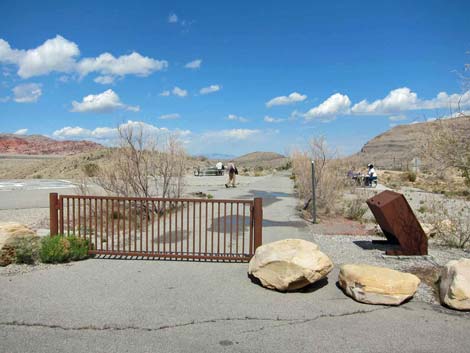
0,179 -> 87,210
1,174 -> 469,353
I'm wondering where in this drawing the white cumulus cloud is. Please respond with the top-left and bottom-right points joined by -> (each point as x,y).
226,114 -> 248,123
172,86 -> 187,97
94,75 -> 115,85
199,84 -> 220,95
12,83 -> 42,103
185,59 -> 202,69
0,35 -> 79,79
203,129 -> 260,140
266,92 -> 307,108
419,90 -> 470,110
77,52 -> 167,78
70,89 -> 139,113
351,88 -> 470,115
0,36 -> 167,80
14,128 -> 28,135
52,121 -> 188,145
264,116 -> 285,123
304,93 -> 351,121
351,87 -> 418,115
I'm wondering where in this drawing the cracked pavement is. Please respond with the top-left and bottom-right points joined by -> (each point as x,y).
1,174 -> 470,353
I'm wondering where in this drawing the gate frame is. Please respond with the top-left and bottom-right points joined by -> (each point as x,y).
49,192 -> 263,261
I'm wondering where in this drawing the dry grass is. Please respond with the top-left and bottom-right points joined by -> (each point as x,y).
379,169 -> 470,198
291,137 -> 349,216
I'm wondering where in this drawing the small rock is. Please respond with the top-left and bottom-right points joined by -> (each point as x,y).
248,239 -> 333,291
0,222 -> 37,266
420,223 -> 434,238
338,264 -> 420,305
439,258 -> 470,311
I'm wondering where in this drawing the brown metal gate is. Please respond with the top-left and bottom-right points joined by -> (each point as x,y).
49,193 -> 262,262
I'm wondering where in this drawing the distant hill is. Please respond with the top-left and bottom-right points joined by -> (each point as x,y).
0,134 -> 102,155
234,151 -> 289,169
353,116 -> 470,170
204,153 -> 237,160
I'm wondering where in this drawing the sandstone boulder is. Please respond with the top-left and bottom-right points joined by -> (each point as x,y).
0,222 -> 37,266
338,264 -> 420,305
439,258 -> 470,311
248,239 -> 333,291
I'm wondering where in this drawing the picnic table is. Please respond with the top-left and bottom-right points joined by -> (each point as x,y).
193,166 -> 224,176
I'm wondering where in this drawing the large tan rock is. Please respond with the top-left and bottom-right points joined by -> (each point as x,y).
338,264 -> 420,305
440,258 -> 470,311
248,239 -> 333,291
0,222 -> 37,266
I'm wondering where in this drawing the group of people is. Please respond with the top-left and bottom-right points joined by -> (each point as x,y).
216,161 -> 238,188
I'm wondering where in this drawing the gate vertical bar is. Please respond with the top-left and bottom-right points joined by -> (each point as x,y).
49,193 -> 59,236
59,196 -> 64,235
253,197 -> 263,252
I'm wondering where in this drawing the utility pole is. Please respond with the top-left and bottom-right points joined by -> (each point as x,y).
311,160 -> 316,223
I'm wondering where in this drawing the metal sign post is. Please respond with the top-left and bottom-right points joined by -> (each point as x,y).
311,160 -> 316,223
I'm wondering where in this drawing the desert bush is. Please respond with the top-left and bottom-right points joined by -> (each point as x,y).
14,236 -> 40,264
39,235 -> 89,263
406,171 -> 417,182
427,199 -> 470,249
82,162 -> 99,177
93,123 -> 187,199
291,137 -> 347,215
40,236 -> 70,263
420,116 -> 470,186
344,198 -> 368,221
67,236 -> 89,261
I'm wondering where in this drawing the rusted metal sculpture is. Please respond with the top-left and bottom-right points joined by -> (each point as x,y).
366,190 -> 427,255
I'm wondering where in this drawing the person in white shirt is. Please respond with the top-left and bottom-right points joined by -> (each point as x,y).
367,163 -> 378,186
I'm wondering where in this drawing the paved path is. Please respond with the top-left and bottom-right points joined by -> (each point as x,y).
1,173 -> 470,353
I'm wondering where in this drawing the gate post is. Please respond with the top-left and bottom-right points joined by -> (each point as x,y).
49,193 -> 59,236
253,197 -> 263,251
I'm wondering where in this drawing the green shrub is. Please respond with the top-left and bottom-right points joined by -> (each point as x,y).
67,236 -> 89,261
39,236 -> 70,263
406,171 -> 417,182
14,236 -> 40,264
39,235 -> 89,263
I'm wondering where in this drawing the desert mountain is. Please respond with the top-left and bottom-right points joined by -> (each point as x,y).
234,151 -> 289,169
354,115 -> 470,169
0,134 -> 102,155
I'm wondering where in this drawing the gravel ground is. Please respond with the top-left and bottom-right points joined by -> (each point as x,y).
0,207 -> 49,230
309,230 -> 470,304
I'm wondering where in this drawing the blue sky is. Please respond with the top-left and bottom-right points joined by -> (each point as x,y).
1,0 -> 469,156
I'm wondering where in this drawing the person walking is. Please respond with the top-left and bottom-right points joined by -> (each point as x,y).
225,162 -> 238,188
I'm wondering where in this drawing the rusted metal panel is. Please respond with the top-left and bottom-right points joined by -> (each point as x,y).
53,193 -> 262,262
366,190 -> 427,255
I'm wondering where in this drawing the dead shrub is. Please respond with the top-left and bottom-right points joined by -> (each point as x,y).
427,198 -> 470,249
291,137 -> 347,215
94,123 -> 187,198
